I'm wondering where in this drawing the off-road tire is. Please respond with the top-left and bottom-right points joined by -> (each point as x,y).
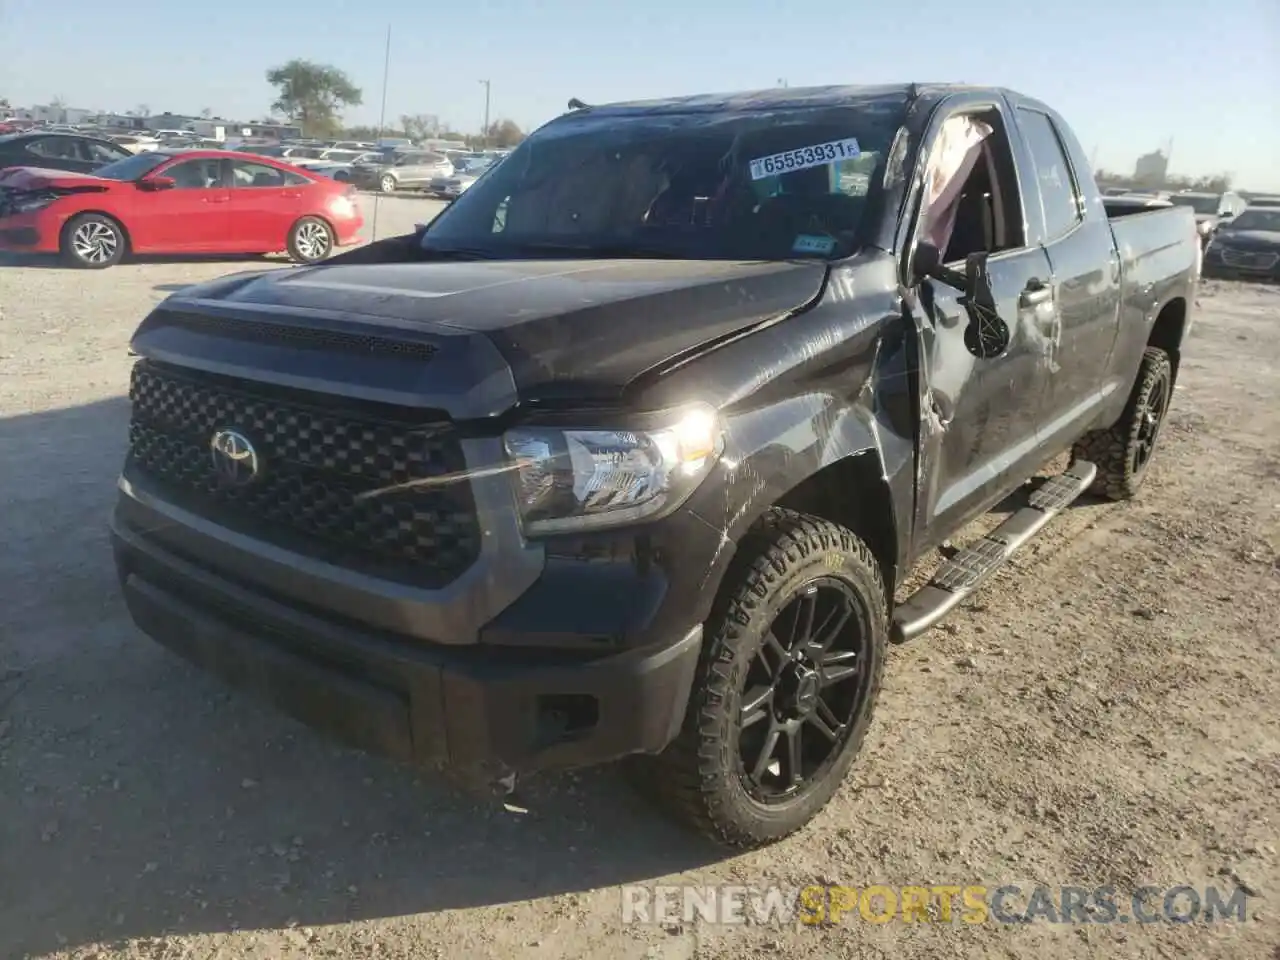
60,213 -> 126,269
1072,347 -> 1173,500
636,508 -> 887,848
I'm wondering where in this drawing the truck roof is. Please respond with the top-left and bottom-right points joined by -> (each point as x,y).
575,82 -> 1006,118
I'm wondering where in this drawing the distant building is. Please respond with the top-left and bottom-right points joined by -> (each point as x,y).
142,112 -> 203,133
1133,150 -> 1169,184
92,113 -> 149,131
220,120 -> 303,142
29,104 -> 95,125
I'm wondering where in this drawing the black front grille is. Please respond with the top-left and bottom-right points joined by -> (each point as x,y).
127,360 -> 482,588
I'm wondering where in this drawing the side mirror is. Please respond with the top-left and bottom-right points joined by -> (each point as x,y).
139,176 -> 175,191
913,244 -> 1010,359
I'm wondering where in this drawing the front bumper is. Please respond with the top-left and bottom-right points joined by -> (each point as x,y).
111,447 -> 725,773
1202,247 -> 1280,282
0,212 -> 57,253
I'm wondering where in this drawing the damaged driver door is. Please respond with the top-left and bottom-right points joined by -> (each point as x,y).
906,99 -> 1056,548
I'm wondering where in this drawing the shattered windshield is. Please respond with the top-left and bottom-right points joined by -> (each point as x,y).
421,102 -> 900,261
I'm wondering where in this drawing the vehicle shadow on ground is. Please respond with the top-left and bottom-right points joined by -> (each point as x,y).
0,397 -> 728,958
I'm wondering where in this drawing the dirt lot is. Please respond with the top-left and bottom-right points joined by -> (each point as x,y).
1,210 -> 1277,959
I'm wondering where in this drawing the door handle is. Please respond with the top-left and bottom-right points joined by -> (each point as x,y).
203,195 -> 230,204
1020,281 -> 1052,307
282,191 -> 303,199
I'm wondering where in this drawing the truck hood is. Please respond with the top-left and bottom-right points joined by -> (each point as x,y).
136,256 -> 830,419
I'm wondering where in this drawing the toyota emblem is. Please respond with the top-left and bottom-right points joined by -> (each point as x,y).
210,429 -> 260,486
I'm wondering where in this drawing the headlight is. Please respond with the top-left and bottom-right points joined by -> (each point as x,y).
10,195 -> 56,215
1197,220 -> 1214,236
503,403 -> 723,535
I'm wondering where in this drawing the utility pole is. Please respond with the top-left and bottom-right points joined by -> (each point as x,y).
479,79 -> 491,147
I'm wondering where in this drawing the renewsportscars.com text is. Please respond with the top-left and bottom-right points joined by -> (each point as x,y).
621,883 -> 1251,926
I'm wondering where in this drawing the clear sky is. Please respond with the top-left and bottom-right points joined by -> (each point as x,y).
2,0 -> 1278,189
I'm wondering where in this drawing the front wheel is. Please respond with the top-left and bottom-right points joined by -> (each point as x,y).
60,213 -> 125,269
638,508 -> 887,848
1072,346 -> 1173,500
379,174 -> 397,194
286,216 -> 334,264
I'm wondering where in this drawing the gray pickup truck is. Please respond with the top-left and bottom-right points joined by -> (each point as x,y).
111,83 -> 1199,848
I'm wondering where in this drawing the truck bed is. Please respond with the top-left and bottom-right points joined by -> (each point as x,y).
1107,203 -> 1201,287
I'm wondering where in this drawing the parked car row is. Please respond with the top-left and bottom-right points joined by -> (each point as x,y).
0,148 -> 363,268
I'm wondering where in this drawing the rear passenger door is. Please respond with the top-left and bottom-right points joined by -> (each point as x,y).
1012,106 -> 1121,441
226,160 -> 308,253
395,153 -> 431,189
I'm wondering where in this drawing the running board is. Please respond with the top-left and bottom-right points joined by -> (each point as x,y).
890,460 -> 1097,643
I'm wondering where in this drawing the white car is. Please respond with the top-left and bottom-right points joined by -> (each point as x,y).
109,134 -> 162,154
428,156 -> 499,199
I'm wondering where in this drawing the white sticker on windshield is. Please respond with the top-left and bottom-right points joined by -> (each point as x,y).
792,234 -> 836,256
749,138 -> 861,181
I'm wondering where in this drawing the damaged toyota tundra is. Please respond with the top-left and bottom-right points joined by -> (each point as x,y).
111,83 -> 1199,847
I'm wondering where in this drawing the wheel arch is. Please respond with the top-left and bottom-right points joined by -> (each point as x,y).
1147,296 -> 1188,383
694,447 -> 899,627
287,213 -> 336,258
60,209 -> 132,253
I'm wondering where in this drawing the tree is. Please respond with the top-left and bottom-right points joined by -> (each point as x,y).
400,113 -> 438,142
50,95 -> 67,110
136,103 -> 151,118
199,107 -> 213,119
484,118 -> 525,148
266,60 -> 363,138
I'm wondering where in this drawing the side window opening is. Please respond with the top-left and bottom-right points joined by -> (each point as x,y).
28,137 -> 79,161
1016,108 -> 1084,242
165,159 -> 223,189
919,109 -> 1026,265
231,161 -> 287,188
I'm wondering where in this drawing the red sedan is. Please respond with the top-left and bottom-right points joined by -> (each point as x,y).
0,149 -> 363,268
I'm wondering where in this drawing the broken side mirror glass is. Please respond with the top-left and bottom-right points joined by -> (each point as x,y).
914,244 -> 1010,359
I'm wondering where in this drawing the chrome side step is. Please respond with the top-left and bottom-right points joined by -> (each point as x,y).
890,460 -> 1097,643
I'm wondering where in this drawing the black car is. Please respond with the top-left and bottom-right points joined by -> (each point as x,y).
1203,206 -> 1280,282
0,131 -> 133,174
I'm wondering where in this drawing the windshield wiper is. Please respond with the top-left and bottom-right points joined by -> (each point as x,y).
417,244 -> 502,261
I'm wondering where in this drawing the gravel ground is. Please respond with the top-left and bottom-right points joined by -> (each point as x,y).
1,214 -> 1277,960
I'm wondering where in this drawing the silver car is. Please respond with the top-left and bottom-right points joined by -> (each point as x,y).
351,150 -> 454,193
428,156 -> 497,199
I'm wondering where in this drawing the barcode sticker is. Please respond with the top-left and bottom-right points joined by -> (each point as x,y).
792,234 -> 836,255
749,138 -> 861,181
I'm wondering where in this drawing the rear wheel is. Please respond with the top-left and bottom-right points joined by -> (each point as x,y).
1072,347 -> 1173,500
286,216 -> 334,264
638,508 -> 887,848
60,213 -> 125,269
